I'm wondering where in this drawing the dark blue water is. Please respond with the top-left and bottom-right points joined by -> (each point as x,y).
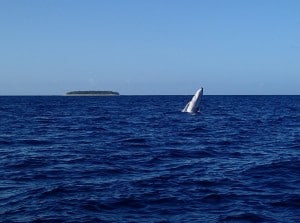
0,95 -> 299,223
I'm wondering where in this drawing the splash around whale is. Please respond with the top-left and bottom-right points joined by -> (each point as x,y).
182,88 -> 203,113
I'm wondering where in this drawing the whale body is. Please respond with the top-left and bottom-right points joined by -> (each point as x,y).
182,88 -> 203,113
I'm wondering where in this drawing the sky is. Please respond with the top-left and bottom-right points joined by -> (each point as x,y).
0,0 -> 299,95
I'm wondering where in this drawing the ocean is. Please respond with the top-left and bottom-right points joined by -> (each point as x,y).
0,95 -> 299,223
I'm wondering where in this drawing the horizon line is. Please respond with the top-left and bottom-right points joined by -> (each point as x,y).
0,94 -> 299,96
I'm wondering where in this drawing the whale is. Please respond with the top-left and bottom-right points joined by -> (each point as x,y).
182,88 -> 203,113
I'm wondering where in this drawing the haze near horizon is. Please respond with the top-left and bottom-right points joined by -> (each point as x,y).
1,0 -> 299,95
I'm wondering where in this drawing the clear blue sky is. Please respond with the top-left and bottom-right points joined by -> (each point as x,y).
1,0 -> 299,95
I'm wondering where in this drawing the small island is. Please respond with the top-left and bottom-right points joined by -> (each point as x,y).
66,91 -> 119,96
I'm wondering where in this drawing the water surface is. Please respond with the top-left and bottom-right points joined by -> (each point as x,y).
0,96 -> 299,222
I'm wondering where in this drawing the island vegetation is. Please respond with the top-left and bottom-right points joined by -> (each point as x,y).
66,91 -> 119,96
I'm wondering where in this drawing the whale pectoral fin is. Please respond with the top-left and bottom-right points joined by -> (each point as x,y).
182,102 -> 190,112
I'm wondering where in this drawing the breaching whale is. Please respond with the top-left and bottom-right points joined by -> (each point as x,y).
182,88 -> 203,113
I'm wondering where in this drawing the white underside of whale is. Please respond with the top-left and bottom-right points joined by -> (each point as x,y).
182,88 -> 203,113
